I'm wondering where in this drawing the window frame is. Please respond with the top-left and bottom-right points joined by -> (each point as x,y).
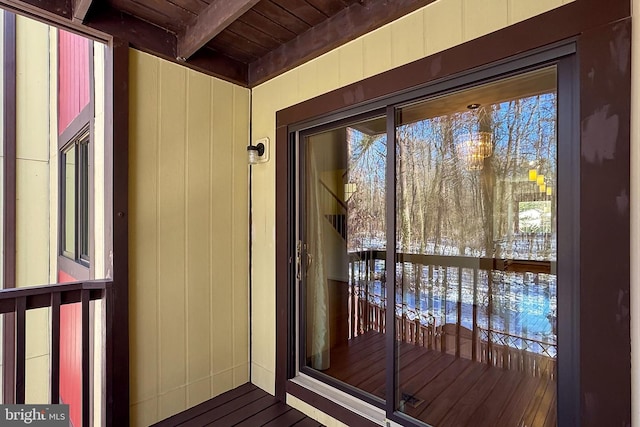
58,101 -> 93,273
284,43 -> 580,427
59,126 -> 91,266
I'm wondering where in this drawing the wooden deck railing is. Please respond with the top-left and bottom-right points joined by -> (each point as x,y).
0,280 -> 111,426
348,250 -> 556,379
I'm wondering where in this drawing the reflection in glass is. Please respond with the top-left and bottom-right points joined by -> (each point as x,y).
303,116 -> 387,401
394,67 -> 558,426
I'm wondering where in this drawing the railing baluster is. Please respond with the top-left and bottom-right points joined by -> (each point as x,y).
456,267 -> 462,358
15,297 -> 25,404
51,292 -> 61,404
82,290 -> 91,427
472,268 -> 478,362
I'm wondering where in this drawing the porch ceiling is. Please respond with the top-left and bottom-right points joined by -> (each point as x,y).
0,0 -> 433,86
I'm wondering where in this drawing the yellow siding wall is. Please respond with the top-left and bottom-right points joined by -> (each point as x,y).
92,40 -> 106,426
128,50 -> 250,426
16,17 -> 50,288
15,16 -> 51,404
93,42 -> 106,279
48,27 -> 58,284
250,0 -> 571,422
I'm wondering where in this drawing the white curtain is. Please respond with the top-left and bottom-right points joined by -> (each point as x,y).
307,143 -> 330,370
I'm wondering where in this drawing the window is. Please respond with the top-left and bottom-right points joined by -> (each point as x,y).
291,57 -> 576,427
60,129 -> 90,265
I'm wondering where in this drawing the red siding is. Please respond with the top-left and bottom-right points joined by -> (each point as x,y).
58,271 -> 82,427
58,30 -> 90,135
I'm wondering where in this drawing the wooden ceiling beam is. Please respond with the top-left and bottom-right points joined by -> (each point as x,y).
72,0 -> 93,22
177,0 -> 261,61
248,0 -> 435,86
85,5 -> 249,85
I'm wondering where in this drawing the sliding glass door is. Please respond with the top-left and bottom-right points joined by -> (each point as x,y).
297,64 -> 564,427
300,114 -> 389,403
393,67 -> 557,426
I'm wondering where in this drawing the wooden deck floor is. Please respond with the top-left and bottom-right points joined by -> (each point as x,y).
324,331 -> 557,427
152,383 -> 323,427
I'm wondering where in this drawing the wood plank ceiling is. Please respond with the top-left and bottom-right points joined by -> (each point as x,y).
0,0 -> 433,86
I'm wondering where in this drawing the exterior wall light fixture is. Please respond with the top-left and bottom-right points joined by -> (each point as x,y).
247,137 -> 270,165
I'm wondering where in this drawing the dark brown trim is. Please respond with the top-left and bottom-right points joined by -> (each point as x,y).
0,0 -> 114,46
0,0 -> 71,23
249,0 -> 435,86
556,47 -> 581,427
83,5 -> 173,58
577,18 -> 631,427
286,382 -> 378,427
275,1 -> 631,425
2,10 -> 16,405
104,36 -> 129,427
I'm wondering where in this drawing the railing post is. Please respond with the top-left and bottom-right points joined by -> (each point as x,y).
103,283 -> 114,427
82,290 -> 91,427
15,297 -> 25,404
51,292 -> 61,404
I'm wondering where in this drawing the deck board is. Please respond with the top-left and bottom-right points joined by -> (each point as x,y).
233,403 -> 293,426
152,383 -> 323,427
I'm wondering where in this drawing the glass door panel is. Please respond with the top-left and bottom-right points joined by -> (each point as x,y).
394,67 -> 558,426
301,115 -> 388,402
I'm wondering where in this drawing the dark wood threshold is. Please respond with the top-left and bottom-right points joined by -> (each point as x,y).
152,383 -> 324,427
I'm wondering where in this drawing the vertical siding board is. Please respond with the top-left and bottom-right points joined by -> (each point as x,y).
157,60 -> 187,394
210,79 -> 234,375
232,86 -> 250,385
315,52 -> 340,97
297,61 -> 319,102
424,0 -> 464,56
338,40 -> 364,88
463,0 -> 509,42
186,70 -> 212,388
363,26 -> 392,78
129,51 -> 160,407
391,10 -> 425,67
248,81 -> 279,392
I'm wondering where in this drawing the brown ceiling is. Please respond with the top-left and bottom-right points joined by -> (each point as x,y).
0,0 -> 434,87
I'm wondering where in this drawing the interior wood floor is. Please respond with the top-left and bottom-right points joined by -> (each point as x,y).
323,330 -> 557,427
